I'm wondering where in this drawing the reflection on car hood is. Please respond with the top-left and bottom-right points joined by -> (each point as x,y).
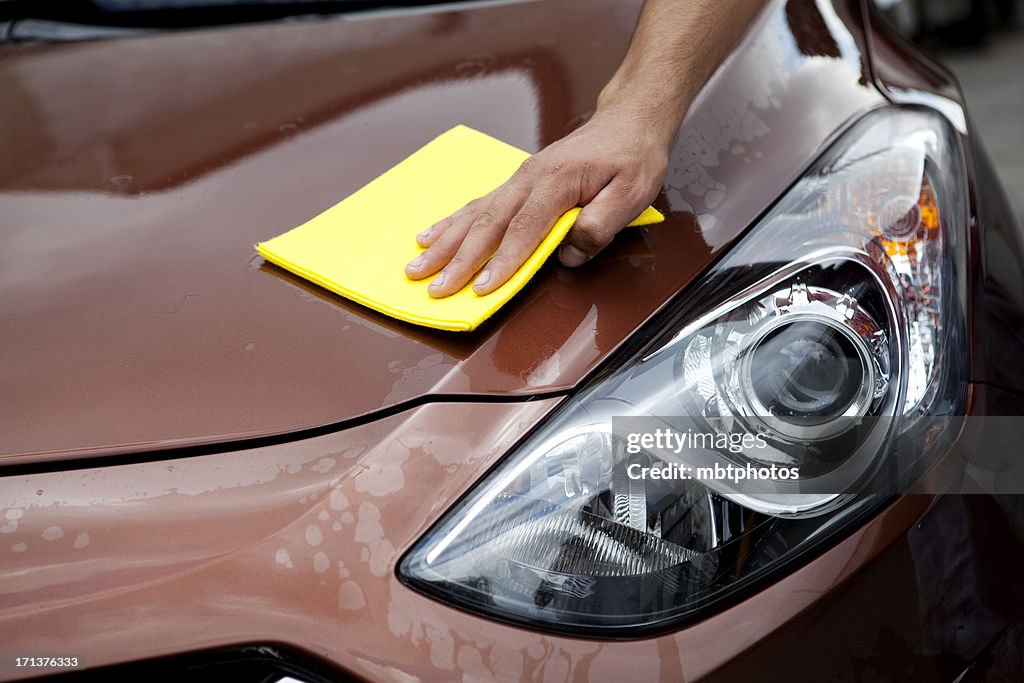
0,0 -> 883,463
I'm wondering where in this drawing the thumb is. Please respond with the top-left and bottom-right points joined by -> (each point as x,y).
559,177 -> 652,267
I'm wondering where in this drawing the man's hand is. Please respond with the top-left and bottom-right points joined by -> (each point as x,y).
405,0 -> 766,298
404,106 -> 673,298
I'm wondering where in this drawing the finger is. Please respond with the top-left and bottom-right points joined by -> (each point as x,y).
428,185 -> 530,298
472,182 -> 577,295
405,205 -> 479,280
415,217 -> 449,248
414,198 -> 481,249
559,175 -> 653,267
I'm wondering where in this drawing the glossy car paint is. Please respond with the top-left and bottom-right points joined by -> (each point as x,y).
2,0 -> 1023,681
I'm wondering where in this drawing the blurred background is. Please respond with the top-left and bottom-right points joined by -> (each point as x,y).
877,0 -> 1024,226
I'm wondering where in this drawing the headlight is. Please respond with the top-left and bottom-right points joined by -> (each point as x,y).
399,107 -> 968,635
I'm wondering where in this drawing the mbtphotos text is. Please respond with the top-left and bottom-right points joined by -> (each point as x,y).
627,462 -> 801,481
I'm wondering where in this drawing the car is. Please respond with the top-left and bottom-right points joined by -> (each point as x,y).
2,0 -> 1023,680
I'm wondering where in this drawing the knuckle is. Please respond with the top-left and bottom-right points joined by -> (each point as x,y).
471,210 -> 497,231
506,213 -> 539,238
515,155 -> 540,177
573,224 -> 609,252
458,199 -> 484,218
543,159 -> 568,177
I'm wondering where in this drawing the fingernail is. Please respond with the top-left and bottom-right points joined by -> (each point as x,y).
561,245 -> 589,267
407,255 -> 425,269
474,269 -> 491,291
429,272 -> 446,290
417,227 -> 433,241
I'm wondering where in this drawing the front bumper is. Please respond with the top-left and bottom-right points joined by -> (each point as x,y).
2,383 -> 1023,682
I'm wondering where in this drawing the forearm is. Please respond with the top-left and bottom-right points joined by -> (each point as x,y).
409,0 -> 770,295
597,0 -> 769,147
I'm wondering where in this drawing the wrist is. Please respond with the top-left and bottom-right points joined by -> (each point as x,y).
595,74 -> 690,149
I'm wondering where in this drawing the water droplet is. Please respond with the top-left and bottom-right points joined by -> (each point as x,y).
275,548 -> 294,569
337,581 -> 365,610
329,491 -> 349,511
312,457 -> 336,474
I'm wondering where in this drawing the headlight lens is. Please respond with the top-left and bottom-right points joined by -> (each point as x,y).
399,107 -> 968,635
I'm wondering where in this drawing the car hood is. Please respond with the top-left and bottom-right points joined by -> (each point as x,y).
0,0 -> 883,464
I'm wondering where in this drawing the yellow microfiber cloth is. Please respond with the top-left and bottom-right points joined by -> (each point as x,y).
256,125 -> 664,332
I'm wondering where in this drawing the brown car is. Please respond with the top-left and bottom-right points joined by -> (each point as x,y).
2,0 -> 1023,681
